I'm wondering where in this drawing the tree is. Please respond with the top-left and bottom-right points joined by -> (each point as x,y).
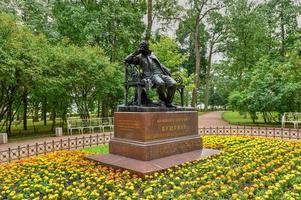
53,0 -> 146,62
0,13 -> 48,133
177,0 -> 225,107
264,0 -> 301,58
221,0 -> 270,92
203,11 -> 225,110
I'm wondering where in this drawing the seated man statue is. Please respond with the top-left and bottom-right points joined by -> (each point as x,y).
124,41 -> 177,107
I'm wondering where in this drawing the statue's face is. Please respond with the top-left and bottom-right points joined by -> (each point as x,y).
139,41 -> 149,55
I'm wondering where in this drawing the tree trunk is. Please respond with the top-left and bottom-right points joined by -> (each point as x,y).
204,42 -> 214,111
97,99 -> 101,118
250,112 -> 256,123
110,105 -> 115,116
33,104 -> 39,122
145,0 -> 153,41
280,2 -> 285,58
23,89 -> 28,131
101,101 -> 109,117
6,102 -> 12,134
280,20 -> 285,58
42,97 -> 47,126
191,20 -> 201,108
51,109 -> 56,131
16,111 -> 20,121
262,112 -> 266,123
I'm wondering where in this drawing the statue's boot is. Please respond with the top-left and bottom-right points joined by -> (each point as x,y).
166,85 -> 177,107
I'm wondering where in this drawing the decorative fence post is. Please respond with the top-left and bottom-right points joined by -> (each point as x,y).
8,148 -> 11,163
60,139 -> 63,150
265,127 -> 268,137
35,143 -> 38,156
44,141 -> 47,154
27,144 -> 30,158
90,135 -> 92,147
18,146 -> 20,160
68,138 -> 71,150
83,136 -> 85,148
52,140 -> 55,152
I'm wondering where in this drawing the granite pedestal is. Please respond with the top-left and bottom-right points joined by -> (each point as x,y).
86,109 -> 218,175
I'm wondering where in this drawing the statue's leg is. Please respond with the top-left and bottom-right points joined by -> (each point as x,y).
151,75 -> 167,104
141,88 -> 148,105
162,75 -> 177,106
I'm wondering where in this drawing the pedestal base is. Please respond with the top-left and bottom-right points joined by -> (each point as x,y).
88,110 -> 207,175
112,111 -> 201,161
110,135 -> 202,161
86,149 -> 220,175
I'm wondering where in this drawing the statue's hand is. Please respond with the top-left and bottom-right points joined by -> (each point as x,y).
133,49 -> 141,56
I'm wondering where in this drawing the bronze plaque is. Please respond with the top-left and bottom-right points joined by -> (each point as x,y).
114,111 -> 198,141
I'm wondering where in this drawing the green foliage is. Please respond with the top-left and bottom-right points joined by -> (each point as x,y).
52,0 -> 146,61
1,0 -> 301,132
0,13 -> 122,134
151,36 -> 193,106
80,145 -> 108,154
223,111 -> 281,126
151,37 -> 188,72
228,42 -> 301,122
222,0 -> 270,89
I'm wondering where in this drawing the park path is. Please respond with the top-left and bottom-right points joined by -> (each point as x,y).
198,111 -> 230,128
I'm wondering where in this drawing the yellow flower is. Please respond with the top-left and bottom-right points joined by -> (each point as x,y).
232,193 -> 239,199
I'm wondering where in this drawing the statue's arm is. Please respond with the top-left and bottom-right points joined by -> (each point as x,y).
162,64 -> 172,76
152,53 -> 172,76
124,50 -> 140,65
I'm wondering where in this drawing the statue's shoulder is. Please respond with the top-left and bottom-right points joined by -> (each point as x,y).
136,53 -> 143,59
150,53 -> 158,60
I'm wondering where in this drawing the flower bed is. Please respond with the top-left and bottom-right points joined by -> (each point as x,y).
0,136 -> 300,199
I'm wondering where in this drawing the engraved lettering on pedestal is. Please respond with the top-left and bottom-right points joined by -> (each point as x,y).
157,117 -> 189,134
116,119 -> 140,132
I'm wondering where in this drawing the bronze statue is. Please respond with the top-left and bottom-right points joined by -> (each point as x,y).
124,41 -> 177,107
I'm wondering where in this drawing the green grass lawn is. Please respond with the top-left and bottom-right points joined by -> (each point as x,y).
3,118 -> 112,142
3,119 -> 65,142
80,145 -> 109,154
222,111 -> 286,127
198,111 -> 206,115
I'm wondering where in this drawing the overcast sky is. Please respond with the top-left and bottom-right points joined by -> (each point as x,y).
150,0 -> 301,36
148,0 -> 300,63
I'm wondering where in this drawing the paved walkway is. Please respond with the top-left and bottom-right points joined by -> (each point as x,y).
198,111 -> 230,128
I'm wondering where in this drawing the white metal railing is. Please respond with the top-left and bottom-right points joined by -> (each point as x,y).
67,117 -> 114,135
282,112 -> 301,129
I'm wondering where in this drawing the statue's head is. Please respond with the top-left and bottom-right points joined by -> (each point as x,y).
139,40 -> 150,55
